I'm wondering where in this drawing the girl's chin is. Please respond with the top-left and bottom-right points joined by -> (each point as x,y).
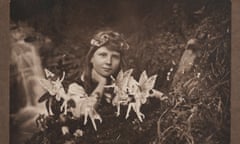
100,72 -> 112,77
100,69 -> 114,77
94,70 -> 112,78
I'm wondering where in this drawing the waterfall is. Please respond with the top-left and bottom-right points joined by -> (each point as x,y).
10,25 -> 51,144
11,40 -> 46,107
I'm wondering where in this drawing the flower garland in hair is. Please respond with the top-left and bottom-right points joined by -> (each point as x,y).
90,30 -> 129,51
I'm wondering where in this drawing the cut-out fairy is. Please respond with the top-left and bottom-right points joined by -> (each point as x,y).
38,68 -> 67,116
125,70 -> 168,122
65,82 -> 102,131
125,71 -> 158,122
104,68 -> 134,116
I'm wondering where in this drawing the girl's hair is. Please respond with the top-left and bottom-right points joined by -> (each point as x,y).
80,29 -> 129,94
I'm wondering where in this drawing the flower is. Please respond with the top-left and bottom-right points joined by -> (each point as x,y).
61,126 -> 69,135
90,30 -> 129,51
73,129 -> 84,137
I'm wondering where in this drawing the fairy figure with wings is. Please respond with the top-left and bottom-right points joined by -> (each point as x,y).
38,68 -> 67,116
125,71 -> 168,122
65,82 -> 102,131
105,69 -> 134,116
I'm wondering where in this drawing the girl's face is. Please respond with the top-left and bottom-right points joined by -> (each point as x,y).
91,46 -> 121,77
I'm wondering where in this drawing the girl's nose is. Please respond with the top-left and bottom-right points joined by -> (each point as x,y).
106,56 -> 112,65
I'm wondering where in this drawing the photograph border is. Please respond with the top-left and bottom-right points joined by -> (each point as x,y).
230,0 -> 240,143
0,0 -> 10,144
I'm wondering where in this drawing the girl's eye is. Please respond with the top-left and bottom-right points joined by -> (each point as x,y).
112,54 -> 120,60
98,53 -> 107,57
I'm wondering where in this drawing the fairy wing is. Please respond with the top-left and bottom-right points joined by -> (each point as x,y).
38,78 -> 56,95
127,76 -> 140,94
117,69 -> 124,80
44,68 -> 55,78
115,69 -> 133,90
140,74 -> 158,93
121,69 -> 133,90
138,73 -> 158,104
123,69 -> 133,78
114,69 -> 123,87
68,83 -> 88,98
139,70 -> 148,86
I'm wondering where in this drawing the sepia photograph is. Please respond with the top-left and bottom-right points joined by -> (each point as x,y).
2,0 -> 235,144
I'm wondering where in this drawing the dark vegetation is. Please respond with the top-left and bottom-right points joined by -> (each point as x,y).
10,0 -> 231,143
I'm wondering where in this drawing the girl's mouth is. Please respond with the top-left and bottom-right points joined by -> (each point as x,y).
102,68 -> 112,72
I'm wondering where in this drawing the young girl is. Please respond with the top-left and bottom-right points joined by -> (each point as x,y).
74,29 -> 129,100
59,29 -> 130,134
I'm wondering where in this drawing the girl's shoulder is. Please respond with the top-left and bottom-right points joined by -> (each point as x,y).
68,80 -> 88,98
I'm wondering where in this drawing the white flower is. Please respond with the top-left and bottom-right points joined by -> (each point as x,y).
90,39 -> 101,47
61,126 -> 69,135
73,129 -> 83,137
197,73 -> 201,78
167,76 -> 170,81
